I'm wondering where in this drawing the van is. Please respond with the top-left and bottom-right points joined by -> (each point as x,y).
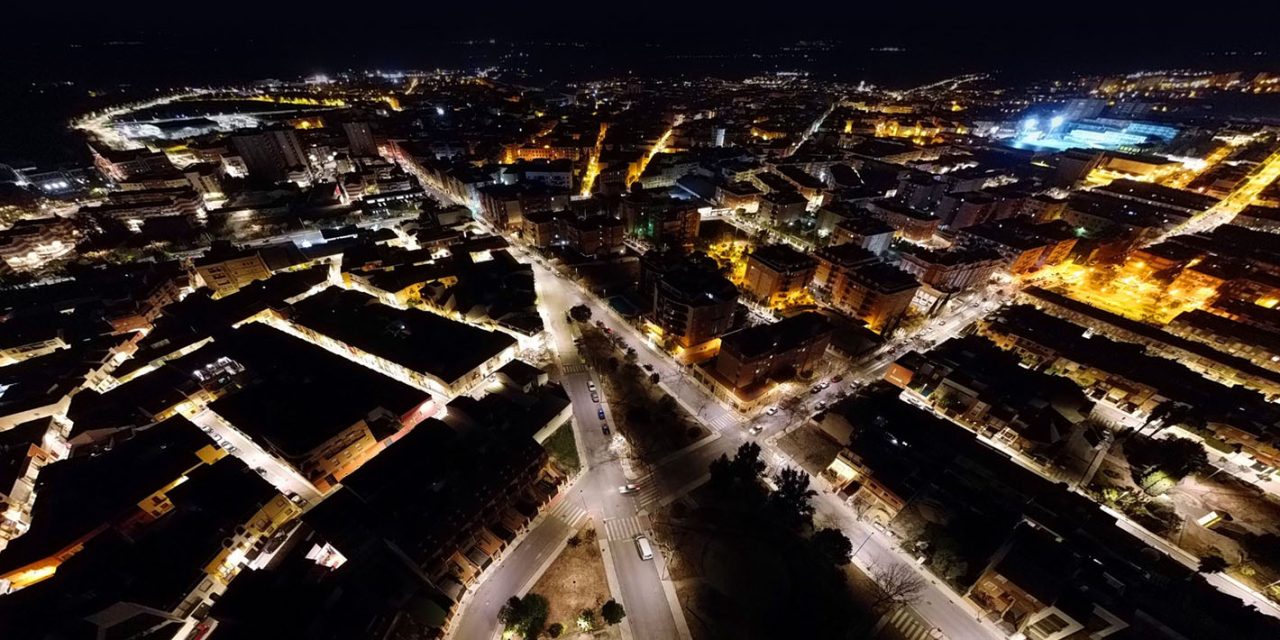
634,534 -> 654,561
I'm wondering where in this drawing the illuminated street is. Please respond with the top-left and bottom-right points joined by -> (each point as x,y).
5,18 -> 1280,640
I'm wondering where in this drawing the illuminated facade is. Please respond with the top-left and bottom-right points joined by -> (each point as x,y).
742,244 -> 817,307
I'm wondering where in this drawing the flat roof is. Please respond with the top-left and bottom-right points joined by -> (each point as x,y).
208,324 -> 429,457
0,416 -> 213,575
1024,286 -> 1280,389
748,243 -> 817,272
289,288 -> 516,387
850,262 -> 920,293
816,242 -> 879,267
721,312 -> 833,359
0,457 -> 277,632
0,335 -> 122,419
1097,178 -> 1220,213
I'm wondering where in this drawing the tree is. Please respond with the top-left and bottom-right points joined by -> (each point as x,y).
811,528 -> 853,566
1129,436 -> 1209,494
576,608 -> 597,631
547,622 -> 564,638
1240,533 -> 1280,571
601,599 -> 627,625
649,372 -> 660,385
1198,554 -> 1230,574
569,304 -> 592,322
869,563 -> 927,613
519,593 -> 549,638
730,442 -> 766,481
497,596 -> 523,629
768,466 -> 817,529
625,347 -> 638,363
918,523 -> 970,586
710,442 -> 767,493
497,593 -> 549,637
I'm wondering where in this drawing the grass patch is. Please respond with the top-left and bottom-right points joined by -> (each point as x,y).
531,523 -> 619,638
544,421 -> 580,475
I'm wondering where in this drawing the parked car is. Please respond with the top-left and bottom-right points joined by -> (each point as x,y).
597,406 -> 606,420
635,535 -> 654,560
766,406 -> 779,416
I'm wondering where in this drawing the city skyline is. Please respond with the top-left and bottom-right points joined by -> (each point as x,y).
3,18 -> 1280,640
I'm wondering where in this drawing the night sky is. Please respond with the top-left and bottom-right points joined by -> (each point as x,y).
2,0 -> 1277,166
3,0 -> 1278,83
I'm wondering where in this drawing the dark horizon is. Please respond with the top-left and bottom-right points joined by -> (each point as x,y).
3,0 -> 1279,85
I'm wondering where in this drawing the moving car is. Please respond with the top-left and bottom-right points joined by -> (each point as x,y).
748,424 -> 764,436
619,484 -> 639,495
635,534 -> 654,560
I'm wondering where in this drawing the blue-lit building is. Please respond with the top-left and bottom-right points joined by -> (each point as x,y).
1011,116 -> 1178,154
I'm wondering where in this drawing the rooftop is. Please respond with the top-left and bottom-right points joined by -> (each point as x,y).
288,288 -> 516,388
720,312 -> 833,360
208,324 -> 429,457
748,243 -> 818,273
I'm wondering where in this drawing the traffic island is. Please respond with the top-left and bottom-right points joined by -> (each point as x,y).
531,522 -> 622,639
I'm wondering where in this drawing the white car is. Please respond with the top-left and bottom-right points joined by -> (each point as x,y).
749,424 -> 764,436
635,534 -> 654,560
766,406 -> 779,416
619,484 -> 639,495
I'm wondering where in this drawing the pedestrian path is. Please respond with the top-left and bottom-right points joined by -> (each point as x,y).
632,476 -> 662,509
884,605 -> 941,640
707,413 -> 741,432
562,362 -> 590,375
546,499 -> 588,527
603,516 -> 644,541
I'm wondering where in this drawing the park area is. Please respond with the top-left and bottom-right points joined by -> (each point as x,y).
1083,432 -> 1280,604
647,442 -> 911,640
526,521 -> 622,639
577,324 -> 710,459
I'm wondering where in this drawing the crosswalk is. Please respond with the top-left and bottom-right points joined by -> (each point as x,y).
884,606 -> 940,640
545,499 -> 588,527
707,413 -> 741,432
603,516 -> 644,541
561,362 -> 590,375
631,476 -> 662,509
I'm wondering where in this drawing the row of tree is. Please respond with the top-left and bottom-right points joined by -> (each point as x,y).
709,442 -> 927,615
498,594 -> 625,639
